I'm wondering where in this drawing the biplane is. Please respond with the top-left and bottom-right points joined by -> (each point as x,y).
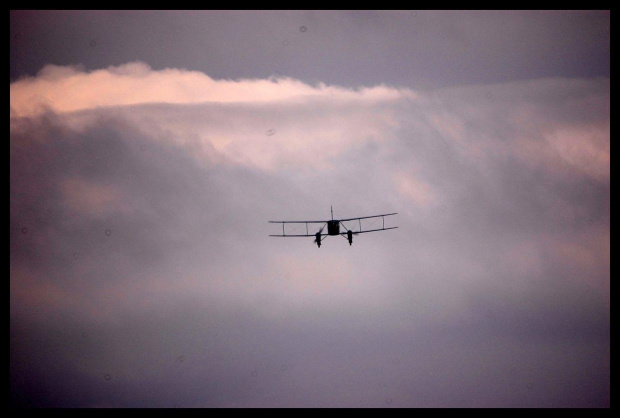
269,206 -> 397,247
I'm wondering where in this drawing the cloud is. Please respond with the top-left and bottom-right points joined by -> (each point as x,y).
10,64 -> 609,183
60,178 -> 128,219
10,64 -> 609,407
10,62 -> 415,118
10,62 -> 417,175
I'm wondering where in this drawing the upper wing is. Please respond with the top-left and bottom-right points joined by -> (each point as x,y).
269,233 -> 329,237
268,220 -> 329,224
337,212 -> 397,222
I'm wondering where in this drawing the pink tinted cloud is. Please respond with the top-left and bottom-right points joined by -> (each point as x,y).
424,78 -> 609,183
10,62 -> 415,118
10,63 -> 415,174
393,172 -> 437,208
60,178 -> 129,219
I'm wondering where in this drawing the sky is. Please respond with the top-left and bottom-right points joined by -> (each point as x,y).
10,10 -> 609,408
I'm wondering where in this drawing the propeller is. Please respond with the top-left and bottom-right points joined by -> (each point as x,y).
314,225 -> 325,243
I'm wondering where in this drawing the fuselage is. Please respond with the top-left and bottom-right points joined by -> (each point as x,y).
327,220 -> 340,235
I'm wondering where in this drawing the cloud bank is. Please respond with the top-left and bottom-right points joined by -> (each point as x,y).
10,63 -> 609,407
10,62 -> 413,117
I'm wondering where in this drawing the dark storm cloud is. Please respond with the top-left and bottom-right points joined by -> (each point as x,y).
10,10 -> 609,89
